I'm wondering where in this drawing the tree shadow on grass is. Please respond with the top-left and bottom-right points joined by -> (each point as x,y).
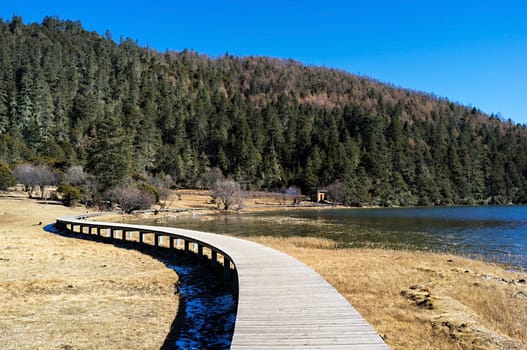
44,223 -> 236,350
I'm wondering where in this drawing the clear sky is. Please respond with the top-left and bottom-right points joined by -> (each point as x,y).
1,1 -> 526,124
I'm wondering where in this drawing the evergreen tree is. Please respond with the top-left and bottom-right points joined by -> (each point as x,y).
0,162 -> 16,191
0,16 -> 526,206
86,108 -> 133,191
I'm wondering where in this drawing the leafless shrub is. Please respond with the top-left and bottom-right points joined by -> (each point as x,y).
284,186 -> 302,196
110,186 -> 154,214
211,178 -> 244,210
146,173 -> 173,201
284,186 -> 303,205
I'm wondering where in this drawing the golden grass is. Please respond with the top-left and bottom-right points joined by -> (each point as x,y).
0,196 -> 178,349
119,189 -> 527,349
3,190 -> 526,349
163,189 -> 216,209
161,189 -> 302,210
248,236 -> 527,350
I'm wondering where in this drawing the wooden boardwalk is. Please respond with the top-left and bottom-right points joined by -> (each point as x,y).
56,215 -> 389,349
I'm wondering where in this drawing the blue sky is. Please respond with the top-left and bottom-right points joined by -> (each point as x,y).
2,1 -> 526,124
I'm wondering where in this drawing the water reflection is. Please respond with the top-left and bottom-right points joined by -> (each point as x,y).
146,205 -> 527,268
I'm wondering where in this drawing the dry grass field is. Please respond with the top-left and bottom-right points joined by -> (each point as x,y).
0,195 -> 178,350
2,190 -> 526,349
128,190 -> 527,349
247,236 -> 527,350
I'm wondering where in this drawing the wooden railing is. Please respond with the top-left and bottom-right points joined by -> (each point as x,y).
55,216 -> 237,284
56,215 -> 389,349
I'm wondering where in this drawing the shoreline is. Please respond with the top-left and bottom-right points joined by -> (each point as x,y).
112,201 -> 527,272
103,194 -> 527,349
2,194 -> 526,349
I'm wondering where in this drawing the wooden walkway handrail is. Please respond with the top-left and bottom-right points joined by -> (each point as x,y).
56,215 -> 389,349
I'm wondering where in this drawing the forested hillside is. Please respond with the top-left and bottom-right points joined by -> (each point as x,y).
1,16 -> 527,206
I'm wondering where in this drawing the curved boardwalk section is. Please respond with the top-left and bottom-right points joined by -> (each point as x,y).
56,215 -> 388,349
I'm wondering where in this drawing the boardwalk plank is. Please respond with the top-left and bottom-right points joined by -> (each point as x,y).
56,216 -> 389,349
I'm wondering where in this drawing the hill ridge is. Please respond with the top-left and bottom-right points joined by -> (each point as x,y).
1,16 -> 526,206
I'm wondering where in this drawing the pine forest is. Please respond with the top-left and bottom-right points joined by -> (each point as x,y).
1,16 -> 527,207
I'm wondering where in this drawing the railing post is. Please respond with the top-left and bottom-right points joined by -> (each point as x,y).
56,222 -> 64,232
169,237 -> 175,251
184,240 -> 190,252
154,234 -> 159,247
224,257 -> 232,281
97,227 -> 101,237
211,250 -> 218,267
198,244 -> 203,257
232,270 -> 239,295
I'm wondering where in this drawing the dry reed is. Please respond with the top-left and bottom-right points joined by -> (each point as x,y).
248,236 -> 527,350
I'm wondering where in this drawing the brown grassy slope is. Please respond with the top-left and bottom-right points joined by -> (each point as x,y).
247,236 -> 527,350
0,196 -> 178,350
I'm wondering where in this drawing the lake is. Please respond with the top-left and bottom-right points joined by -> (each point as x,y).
146,205 -> 527,269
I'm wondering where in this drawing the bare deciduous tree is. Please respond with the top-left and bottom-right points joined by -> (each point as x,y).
146,173 -> 173,201
81,175 -> 101,208
325,179 -> 347,206
13,163 -> 57,199
206,167 -> 224,189
211,178 -> 244,210
64,165 -> 87,186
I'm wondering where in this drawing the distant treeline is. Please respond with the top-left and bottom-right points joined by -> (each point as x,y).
1,16 -> 527,206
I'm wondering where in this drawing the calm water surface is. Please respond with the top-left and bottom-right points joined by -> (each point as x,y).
149,205 -> 527,268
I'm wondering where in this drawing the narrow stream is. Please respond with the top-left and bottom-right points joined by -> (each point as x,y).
166,256 -> 237,349
46,223 -> 237,349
